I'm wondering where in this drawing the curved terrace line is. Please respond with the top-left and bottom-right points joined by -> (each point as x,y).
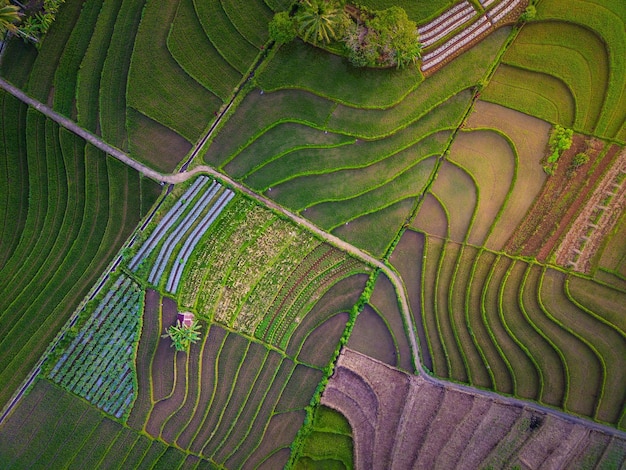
1,77 -> 626,440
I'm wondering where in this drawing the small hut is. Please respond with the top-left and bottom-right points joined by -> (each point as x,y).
177,311 -> 195,328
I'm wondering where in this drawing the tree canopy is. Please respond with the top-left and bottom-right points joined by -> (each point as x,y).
162,319 -> 202,352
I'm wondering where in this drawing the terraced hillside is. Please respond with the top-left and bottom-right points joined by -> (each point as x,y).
0,0 -> 283,171
397,100 -> 626,428
0,98 -> 159,409
205,25 -> 511,257
322,348 -> 626,469
482,0 -> 626,142
0,379 -> 195,469
0,0 -> 625,467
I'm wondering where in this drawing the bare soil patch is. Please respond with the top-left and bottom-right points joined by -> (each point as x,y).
389,230 -> 429,370
322,348 -> 626,469
160,334 -> 204,443
348,304 -> 398,367
189,332 -> 249,454
555,148 -> 626,273
145,349 -> 187,438
150,296 -> 179,402
242,411 -> 305,470
298,312 -> 349,368
505,136 -> 617,261
127,108 -> 192,173
223,360 -> 294,469
175,324 -> 227,449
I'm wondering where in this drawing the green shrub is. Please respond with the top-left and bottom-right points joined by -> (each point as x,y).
269,11 -> 297,44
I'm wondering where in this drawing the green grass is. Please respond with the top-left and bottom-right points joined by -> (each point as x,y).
502,21 -> 609,134
0,94 -> 29,270
482,64 -> 575,127
220,0 -> 273,48
358,0 -> 454,22
52,0 -> 103,117
99,0 -> 146,150
0,379 -> 193,467
224,122 -> 355,179
167,0 -> 242,102
192,0 -> 260,74
204,89 -> 335,168
0,110 -> 149,409
241,91 -> 467,186
127,0 -> 221,143
304,156 -> 437,230
535,0 -> 626,140
0,39 -> 38,88
522,266 -> 598,418
76,0 -> 124,131
257,38 -> 424,109
25,0 -> 84,102
542,270 -> 626,425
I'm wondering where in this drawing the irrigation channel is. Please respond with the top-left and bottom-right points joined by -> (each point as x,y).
1,77 -> 626,442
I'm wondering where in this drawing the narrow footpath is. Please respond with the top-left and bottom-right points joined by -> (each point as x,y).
1,78 -> 625,441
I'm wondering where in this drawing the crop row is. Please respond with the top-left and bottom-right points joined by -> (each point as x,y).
212,218 -> 301,328
192,0 -> 260,74
127,0 -> 221,144
0,109 -> 155,407
130,305 -> 319,468
0,379 -> 195,467
483,0 -> 626,142
146,183 -> 225,284
0,93 -> 29,270
48,274 -> 143,418
130,176 -> 209,270
166,190 -> 236,293
417,235 -> 626,427
166,0 -> 242,102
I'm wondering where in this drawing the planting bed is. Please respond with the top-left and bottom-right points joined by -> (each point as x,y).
483,0 -> 626,142
0,379 -> 191,468
404,234 -> 626,426
47,274 -> 143,418
322,348 -> 626,468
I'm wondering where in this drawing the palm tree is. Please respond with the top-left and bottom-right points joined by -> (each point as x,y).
162,320 -> 202,352
0,1 -> 21,40
296,0 -> 346,44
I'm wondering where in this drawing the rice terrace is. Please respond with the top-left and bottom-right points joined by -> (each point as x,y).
0,0 -> 625,467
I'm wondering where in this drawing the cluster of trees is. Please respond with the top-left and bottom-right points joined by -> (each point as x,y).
0,0 -> 21,39
269,0 -> 421,69
544,125 -> 573,175
0,0 -> 65,45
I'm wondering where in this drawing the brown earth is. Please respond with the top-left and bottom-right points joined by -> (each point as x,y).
504,136 -> 618,261
150,296 -> 178,402
298,312 -> 350,368
555,148 -> 626,273
126,289 -> 160,430
322,348 -> 626,469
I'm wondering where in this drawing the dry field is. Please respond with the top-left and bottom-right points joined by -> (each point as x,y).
322,348 -> 626,469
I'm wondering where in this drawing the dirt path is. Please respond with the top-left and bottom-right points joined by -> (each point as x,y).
2,78 -> 625,442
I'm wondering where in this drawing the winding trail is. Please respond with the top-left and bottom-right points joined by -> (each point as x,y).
1,77 -> 625,441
